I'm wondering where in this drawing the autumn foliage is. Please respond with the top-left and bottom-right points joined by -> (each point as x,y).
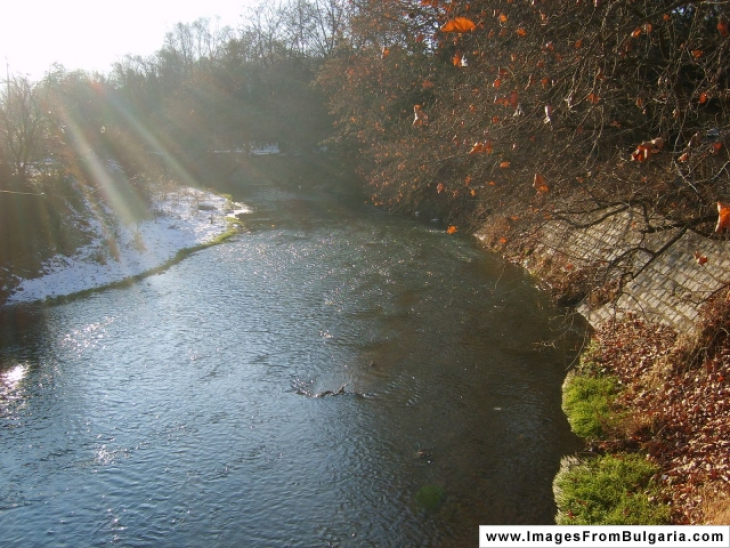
318,0 -> 730,235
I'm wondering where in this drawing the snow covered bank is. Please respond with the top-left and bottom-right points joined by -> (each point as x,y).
4,187 -> 249,305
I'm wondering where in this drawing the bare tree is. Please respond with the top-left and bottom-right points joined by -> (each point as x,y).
0,75 -> 49,189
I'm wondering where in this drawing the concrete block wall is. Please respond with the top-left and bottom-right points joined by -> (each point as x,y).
479,208 -> 730,333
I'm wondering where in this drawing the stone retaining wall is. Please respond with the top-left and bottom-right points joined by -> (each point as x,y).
477,208 -> 730,333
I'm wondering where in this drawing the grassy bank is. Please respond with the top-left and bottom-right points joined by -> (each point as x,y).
553,307 -> 730,524
555,341 -> 670,525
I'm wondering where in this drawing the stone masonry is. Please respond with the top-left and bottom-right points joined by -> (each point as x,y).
477,207 -> 730,333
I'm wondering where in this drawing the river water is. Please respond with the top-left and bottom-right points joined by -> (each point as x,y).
0,179 -> 584,547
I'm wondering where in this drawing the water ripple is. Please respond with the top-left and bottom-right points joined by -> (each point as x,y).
0,185 -> 584,547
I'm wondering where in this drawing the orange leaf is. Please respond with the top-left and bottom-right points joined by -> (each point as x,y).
533,173 -> 549,193
498,13 -> 508,23
692,49 -> 704,58
500,161 -> 511,168
631,27 -> 642,38
631,138 -> 663,162
441,17 -> 477,33
587,93 -> 600,104
468,142 -> 484,154
470,188 -> 477,197
631,146 -> 650,162
516,28 -> 527,37
678,151 -> 690,163
719,21 -> 729,38
575,39 -> 583,48
488,181 -> 496,186
493,78 -> 502,89
413,105 -> 429,127
499,237 -> 508,244
447,225 -> 458,234
485,140 -> 493,154
437,182 -> 445,194
699,92 -> 709,104
716,202 -> 730,233
694,251 -> 708,265
713,142 -> 723,154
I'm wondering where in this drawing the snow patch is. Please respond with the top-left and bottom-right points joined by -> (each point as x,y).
6,187 -> 250,305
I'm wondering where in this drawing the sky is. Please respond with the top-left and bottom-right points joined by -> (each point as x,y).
0,0 -> 250,81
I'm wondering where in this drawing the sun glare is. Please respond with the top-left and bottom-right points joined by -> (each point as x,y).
1,363 -> 28,393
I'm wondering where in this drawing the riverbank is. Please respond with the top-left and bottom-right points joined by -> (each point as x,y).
2,185 -> 248,306
475,209 -> 730,525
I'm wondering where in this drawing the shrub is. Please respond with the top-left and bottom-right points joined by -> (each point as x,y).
554,454 -> 670,525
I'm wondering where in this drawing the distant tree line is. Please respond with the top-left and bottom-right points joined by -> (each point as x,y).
1,0 -> 349,194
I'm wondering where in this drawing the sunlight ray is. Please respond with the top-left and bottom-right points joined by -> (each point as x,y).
106,95 -> 202,191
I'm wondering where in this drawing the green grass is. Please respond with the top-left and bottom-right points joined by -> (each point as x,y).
554,454 -> 670,525
562,372 -> 619,440
224,216 -> 246,227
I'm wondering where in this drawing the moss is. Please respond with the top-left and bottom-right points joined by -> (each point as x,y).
415,484 -> 445,511
562,372 -> 619,440
554,454 -> 670,525
562,342 -> 622,440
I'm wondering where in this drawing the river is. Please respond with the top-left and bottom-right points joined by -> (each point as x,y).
0,177 -> 584,547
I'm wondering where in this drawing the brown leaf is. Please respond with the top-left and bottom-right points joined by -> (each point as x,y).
533,173 -> 549,193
